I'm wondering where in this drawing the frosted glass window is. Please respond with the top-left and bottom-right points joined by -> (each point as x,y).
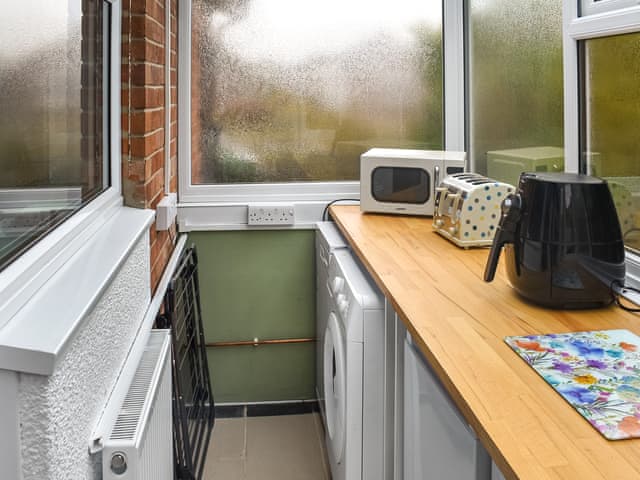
582,32 -> 640,252
0,1 -> 110,271
468,0 -> 564,187
191,0 -> 443,184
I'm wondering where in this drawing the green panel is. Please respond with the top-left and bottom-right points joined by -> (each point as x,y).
189,230 -> 316,403
207,343 -> 316,403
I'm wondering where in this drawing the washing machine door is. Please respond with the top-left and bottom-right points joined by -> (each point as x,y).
323,312 -> 346,463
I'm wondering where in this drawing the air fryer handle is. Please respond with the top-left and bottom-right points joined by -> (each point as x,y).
484,194 -> 522,282
484,230 -> 508,282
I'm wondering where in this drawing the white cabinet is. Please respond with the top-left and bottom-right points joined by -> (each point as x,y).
403,332 -> 491,480
383,300 -> 405,480
492,462 -> 507,480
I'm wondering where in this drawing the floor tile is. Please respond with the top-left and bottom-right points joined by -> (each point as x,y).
311,412 -> 331,479
244,414 -> 328,480
204,458 -> 245,480
208,417 -> 246,460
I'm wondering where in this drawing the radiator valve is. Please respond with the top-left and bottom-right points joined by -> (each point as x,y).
110,452 -> 127,475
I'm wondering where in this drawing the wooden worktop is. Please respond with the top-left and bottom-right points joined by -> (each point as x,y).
330,205 -> 640,480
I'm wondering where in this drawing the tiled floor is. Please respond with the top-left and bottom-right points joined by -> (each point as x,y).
204,413 -> 331,480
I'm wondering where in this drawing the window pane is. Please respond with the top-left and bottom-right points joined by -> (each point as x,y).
468,0 -> 564,187
191,0 -> 443,184
582,32 -> 640,252
0,1 -> 109,271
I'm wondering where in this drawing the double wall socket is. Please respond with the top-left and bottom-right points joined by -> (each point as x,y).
248,203 -> 295,226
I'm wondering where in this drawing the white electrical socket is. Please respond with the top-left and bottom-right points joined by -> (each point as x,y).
248,203 -> 295,226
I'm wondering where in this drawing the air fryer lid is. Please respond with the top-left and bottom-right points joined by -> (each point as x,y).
517,172 -> 623,245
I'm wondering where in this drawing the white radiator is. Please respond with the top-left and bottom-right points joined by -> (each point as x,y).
100,329 -> 173,480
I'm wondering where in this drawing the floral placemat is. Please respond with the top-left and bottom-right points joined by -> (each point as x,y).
505,329 -> 640,440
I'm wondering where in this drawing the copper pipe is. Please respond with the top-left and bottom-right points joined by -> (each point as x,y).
206,337 -> 316,348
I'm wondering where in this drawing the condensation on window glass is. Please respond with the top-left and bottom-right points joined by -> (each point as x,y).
468,0 -> 564,188
191,0 -> 443,184
0,1 -> 108,271
583,32 -> 640,252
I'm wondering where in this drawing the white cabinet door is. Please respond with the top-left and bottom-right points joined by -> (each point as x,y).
492,462 -> 507,480
383,300 -> 405,480
403,333 -> 491,480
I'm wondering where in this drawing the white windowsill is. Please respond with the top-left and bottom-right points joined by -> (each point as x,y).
0,206 -> 154,376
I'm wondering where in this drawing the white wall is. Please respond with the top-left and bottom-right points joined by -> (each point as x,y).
16,234 -> 150,480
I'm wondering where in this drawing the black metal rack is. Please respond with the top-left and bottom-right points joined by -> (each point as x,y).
156,245 -> 215,480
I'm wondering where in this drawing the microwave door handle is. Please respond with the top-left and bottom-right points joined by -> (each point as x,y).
433,165 -> 440,198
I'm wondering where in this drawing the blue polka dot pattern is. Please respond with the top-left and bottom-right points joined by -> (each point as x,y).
432,174 -> 516,247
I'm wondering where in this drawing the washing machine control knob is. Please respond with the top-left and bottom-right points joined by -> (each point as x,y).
332,276 -> 345,294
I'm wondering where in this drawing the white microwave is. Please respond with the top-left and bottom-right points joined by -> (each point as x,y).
360,148 -> 466,216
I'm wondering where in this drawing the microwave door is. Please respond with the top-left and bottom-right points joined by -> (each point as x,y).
371,167 -> 430,204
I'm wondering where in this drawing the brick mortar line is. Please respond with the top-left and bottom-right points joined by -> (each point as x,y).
129,85 -> 165,90
146,161 -> 168,177
148,192 -> 166,210
128,110 -> 167,116
129,106 -> 166,113
151,252 -> 171,270
129,12 -> 166,30
129,127 -> 165,138
127,152 -> 166,162
147,146 -> 166,158
129,60 -> 167,69
130,37 -> 166,49
139,146 -> 167,160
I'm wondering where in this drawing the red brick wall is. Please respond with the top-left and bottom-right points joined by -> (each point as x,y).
122,0 -> 179,292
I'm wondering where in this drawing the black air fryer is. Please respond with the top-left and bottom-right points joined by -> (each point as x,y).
484,172 -> 625,309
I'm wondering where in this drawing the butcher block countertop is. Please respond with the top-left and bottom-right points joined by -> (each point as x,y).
330,205 -> 640,480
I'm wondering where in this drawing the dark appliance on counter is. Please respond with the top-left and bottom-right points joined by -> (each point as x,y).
484,172 -> 625,309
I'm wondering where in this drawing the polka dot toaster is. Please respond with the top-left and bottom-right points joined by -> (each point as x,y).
433,173 -> 516,248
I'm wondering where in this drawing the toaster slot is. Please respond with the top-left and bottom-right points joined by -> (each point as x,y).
454,174 -> 479,180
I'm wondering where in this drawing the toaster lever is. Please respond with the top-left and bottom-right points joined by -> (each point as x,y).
449,193 -> 462,221
434,187 -> 448,216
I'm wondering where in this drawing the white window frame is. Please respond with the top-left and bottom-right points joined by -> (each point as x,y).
0,0 -> 124,325
563,1 -> 640,287
177,0 -> 465,229
581,0 -> 640,17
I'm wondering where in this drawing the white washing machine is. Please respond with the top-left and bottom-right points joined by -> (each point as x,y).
323,249 -> 385,480
315,222 -> 349,423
